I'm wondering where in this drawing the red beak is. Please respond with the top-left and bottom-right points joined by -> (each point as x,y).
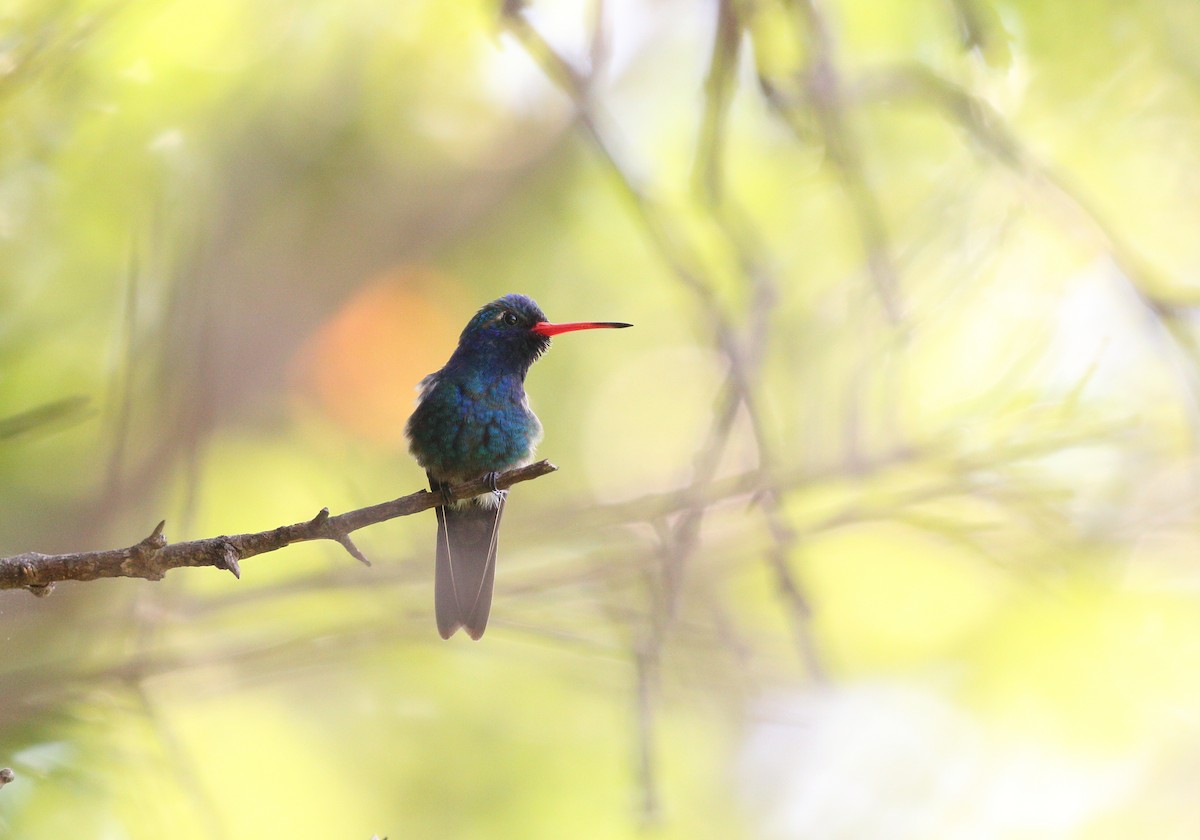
531,321 -> 633,337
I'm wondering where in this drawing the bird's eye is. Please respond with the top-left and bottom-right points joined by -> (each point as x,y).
502,312 -> 519,326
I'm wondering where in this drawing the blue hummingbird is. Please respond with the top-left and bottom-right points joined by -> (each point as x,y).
405,294 -> 631,639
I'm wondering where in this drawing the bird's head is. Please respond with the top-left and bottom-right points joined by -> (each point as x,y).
453,293 -> 631,373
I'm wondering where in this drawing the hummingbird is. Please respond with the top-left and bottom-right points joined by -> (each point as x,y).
405,293 -> 632,640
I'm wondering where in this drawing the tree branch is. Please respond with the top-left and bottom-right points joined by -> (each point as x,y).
0,460 -> 558,593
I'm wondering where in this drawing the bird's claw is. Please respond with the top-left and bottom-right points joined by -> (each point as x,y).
438,483 -> 455,505
484,472 -> 500,493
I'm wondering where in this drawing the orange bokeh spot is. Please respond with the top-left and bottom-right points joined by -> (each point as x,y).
292,269 -> 460,445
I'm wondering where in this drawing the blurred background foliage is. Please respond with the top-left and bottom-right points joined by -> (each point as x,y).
2,0 -> 1200,837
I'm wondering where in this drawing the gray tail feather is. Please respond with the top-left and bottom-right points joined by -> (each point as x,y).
432,486 -> 506,640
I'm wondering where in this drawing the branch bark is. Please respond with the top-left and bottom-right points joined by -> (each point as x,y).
0,460 -> 557,593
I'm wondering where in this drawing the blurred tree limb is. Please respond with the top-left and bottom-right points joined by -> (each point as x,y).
0,460 -> 556,593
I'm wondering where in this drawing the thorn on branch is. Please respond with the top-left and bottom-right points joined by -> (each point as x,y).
310,508 -> 330,526
217,541 -> 242,579
335,534 -> 371,567
134,520 -> 167,559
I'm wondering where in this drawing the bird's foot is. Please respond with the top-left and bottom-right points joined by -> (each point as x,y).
484,471 -> 506,504
436,482 -> 454,505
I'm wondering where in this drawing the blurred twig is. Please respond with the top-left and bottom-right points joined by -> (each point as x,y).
633,639 -> 661,827
0,460 -> 557,592
946,0 -> 991,53
0,396 -> 91,441
103,239 -> 142,499
758,0 -> 904,323
694,0 -> 741,207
